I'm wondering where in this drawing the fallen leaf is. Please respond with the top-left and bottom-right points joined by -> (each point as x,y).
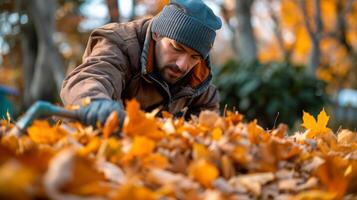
337,129 -> 356,145
230,172 -> 275,196
292,190 -> 336,200
302,109 -> 331,138
123,100 -> 165,140
103,111 -> 119,138
112,183 -> 157,200
28,120 -> 67,144
188,159 -> 219,188
314,156 -> 349,198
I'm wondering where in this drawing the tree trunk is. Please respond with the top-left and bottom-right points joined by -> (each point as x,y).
336,0 -> 357,88
20,19 -> 37,107
299,0 -> 322,75
106,0 -> 120,22
267,0 -> 291,61
17,0 -> 37,107
27,0 -> 65,102
235,0 -> 257,63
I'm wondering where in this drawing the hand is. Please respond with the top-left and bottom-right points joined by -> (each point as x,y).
77,99 -> 126,128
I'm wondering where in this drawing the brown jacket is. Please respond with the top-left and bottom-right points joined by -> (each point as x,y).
61,17 -> 220,117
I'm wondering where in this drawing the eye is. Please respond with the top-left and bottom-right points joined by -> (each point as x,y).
192,55 -> 201,60
170,43 -> 183,52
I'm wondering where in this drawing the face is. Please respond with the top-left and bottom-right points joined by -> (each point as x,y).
152,33 -> 202,84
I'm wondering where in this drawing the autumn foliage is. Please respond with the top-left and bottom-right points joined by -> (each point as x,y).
0,99 -> 356,199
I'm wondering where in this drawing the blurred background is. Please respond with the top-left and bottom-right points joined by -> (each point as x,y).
0,0 -> 356,131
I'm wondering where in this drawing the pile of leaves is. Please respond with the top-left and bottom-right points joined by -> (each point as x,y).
0,100 -> 356,200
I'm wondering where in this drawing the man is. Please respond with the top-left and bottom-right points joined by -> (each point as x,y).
61,0 -> 222,126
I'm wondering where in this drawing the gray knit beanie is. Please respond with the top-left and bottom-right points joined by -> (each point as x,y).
151,0 -> 222,58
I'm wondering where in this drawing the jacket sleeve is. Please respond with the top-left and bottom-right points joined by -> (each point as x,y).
186,84 -> 220,117
61,26 -> 132,106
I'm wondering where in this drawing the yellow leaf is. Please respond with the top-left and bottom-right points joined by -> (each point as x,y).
188,159 -> 218,188
302,109 -> 331,138
211,127 -> 223,141
302,111 -> 317,130
316,109 -> 329,132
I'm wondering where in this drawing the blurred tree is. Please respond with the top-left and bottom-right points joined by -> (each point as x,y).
16,0 -> 65,106
298,0 -> 323,75
235,0 -> 257,62
266,0 -> 292,61
1,0 -> 88,109
256,0 -> 357,90
106,0 -> 120,22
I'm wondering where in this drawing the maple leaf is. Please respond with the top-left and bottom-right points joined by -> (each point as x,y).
302,108 -> 331,138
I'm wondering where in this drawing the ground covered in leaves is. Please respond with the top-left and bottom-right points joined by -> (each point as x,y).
0,100 -> 356,200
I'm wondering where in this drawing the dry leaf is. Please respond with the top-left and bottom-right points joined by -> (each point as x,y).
188,159 -> 219,188
112,183 -> 157,200
302,109 -> 331,138
28,120 -> 67,144
314,156 -> 349,198
292,190 -> 336,200
199,110 -> 220,129
123,100 -> 165,140
230,172 -> 275,196
337,129 -> 356,145
102,111 -> 118,138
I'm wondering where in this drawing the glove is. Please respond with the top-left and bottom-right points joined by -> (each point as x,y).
77,99 -> 126,128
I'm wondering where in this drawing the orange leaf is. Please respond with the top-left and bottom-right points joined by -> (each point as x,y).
62,155 -> 107,195
188,159 -> 219,188
0,160 -> 37,199
103,111 -> 119,138
248,120 -> 266,144
126,136 -> 155,161
192,143 -> 209,160
302,111 -> 317,130
314,156 -> 349,198
123,99 -> 165,140
142,153 -> 168,169
291,190 -> 336,200
78,137 -> 101,156
28,120 -> 67,144
113,183 -> 157,200
211,127 -> 223,141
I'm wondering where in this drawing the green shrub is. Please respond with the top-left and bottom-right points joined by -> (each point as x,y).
213,60 -> 328,129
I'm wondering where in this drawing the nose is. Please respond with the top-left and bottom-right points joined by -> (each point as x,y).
175,54 -> 191,73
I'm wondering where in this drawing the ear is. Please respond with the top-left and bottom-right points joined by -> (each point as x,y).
152,32 -> 159,41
